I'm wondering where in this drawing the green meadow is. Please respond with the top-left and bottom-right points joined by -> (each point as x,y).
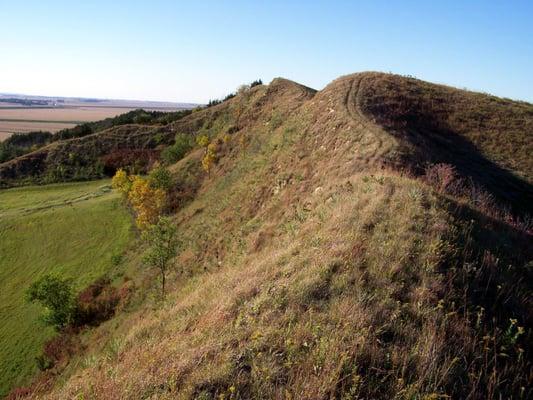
0,180 -> 133,396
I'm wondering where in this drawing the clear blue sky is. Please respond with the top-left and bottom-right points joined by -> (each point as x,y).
0,0 -> 531,103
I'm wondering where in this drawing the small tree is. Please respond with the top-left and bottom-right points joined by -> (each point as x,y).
202,143 -> 217,176
26,275 -> 75,330
128,176 -> 166,230
142,217 -> 178,299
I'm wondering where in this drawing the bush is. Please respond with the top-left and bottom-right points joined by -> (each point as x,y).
206,99 -> 222,107
41,331 -> 77,366
161,134 -> 193,165
73,278 -> 120,326
111,169 -> 168,229
202,143 -> 217,175
111,168 -> 133,197
237,84 -> 251,94
223,93 -> 236,101
196,134 -> 210,149
149,166 -> 173,191
142,217 -> 179,298
35,354 -> 53,371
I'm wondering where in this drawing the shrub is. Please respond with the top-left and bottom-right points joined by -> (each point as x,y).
112,169 -> 169,229
0,131 -> 53,163
26,275 -> 76,330
148,166 -> 173,191
41,331 -> 77,366
223,93 -> 236,101
161,134 -> 193,165
207,99 -> 222,107
73,278 -> 120,326
196,134 -> 210,149
237,84 -> 251,94
111,253 -> 123,266
35,354 -> 53,371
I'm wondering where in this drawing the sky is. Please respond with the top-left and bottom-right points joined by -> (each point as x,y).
0,0 -> 532,104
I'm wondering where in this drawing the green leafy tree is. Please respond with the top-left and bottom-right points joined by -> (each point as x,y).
142,217 -> 179,299
26,275 -> 75,330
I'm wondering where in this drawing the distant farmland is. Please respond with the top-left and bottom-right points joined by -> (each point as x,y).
0,107 -> 143,138
0,95 -> 195,140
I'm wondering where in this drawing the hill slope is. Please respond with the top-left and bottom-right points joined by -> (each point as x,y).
5,73 -> 533,399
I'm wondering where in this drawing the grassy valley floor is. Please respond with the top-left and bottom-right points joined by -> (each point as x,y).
0,180 -> 133,396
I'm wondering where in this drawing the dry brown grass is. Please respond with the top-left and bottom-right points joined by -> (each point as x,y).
30,169 -> 531,399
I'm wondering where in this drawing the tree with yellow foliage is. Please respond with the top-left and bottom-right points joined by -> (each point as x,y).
196,134 -> 210,151
111,168 -> 133,197
128,175 -> 167,230
202,143 -> 217,176
112,169 -> 168,230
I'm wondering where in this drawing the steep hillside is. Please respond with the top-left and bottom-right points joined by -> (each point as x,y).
5,73 -> 533,399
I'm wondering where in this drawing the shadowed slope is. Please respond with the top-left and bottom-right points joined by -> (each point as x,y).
355,72 -> 533,214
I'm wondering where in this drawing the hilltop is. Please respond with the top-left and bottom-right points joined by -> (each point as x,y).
2,73 -> 532,399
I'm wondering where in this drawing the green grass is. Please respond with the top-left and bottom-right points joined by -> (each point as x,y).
0,180 -> 133,396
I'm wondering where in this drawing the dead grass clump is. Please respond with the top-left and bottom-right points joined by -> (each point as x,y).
424,163 -> 463,195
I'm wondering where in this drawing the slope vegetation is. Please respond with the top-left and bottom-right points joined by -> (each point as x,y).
6,73 -> 533,399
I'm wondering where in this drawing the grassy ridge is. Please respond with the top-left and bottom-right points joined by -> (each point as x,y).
4,74 -> 532,399
37,83 -> 531,398
0,180 -> 133,396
